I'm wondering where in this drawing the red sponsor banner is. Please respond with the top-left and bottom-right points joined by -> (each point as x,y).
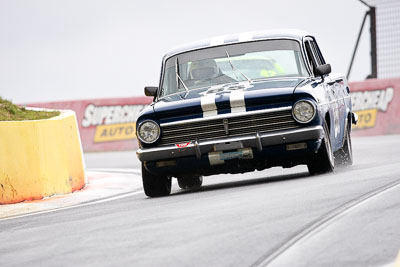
349,77 -> 400,136
26,97 -> 152,152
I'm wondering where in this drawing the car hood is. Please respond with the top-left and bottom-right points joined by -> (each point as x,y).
153,78 -> 306,123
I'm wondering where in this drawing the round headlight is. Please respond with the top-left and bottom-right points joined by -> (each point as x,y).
292,100 -> 316,123
137,120 -> 160,144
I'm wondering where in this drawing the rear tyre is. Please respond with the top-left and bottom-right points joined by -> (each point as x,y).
142,163 -> 171,197
307,121 -> 335,175
177,175 -> 203,189
334,122 -> 353,166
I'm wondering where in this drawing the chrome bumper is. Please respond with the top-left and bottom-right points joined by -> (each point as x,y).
136,126 -> 323,162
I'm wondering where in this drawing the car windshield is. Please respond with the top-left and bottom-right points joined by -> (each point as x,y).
160,39 -> 308,97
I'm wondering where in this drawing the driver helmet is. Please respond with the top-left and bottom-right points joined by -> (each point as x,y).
189,59 -> 219,80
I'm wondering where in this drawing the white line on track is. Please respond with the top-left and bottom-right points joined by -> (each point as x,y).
252,178 -> 400,267
0,190 -> 144,222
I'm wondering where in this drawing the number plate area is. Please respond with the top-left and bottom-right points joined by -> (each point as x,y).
213,141 -> 243,152
208,148 -> 254,166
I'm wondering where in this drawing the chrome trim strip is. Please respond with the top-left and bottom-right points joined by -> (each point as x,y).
162,120 -> 296,140
162,123 -> 224,133
228,114 -> 293,124
160,125 -> 301,146
137,126 -> 323,162
162,128 -> 225,141
159,124 -> 300,146
160,106 -> 292,127
256,131 -> 262,152
194,140 -> 201,159
162,114 -> 294,134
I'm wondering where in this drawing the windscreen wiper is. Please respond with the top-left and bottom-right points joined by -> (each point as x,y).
225,51 -> 252,83
175,57 -> 189,93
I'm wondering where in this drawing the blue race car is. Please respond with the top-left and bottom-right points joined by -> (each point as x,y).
136,29 -> 356,197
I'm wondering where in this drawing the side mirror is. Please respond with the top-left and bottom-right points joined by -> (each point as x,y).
315,64 -> 331,77
144,86 -> 158,97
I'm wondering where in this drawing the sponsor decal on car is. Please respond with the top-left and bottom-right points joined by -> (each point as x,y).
351,87 -> 394,129
82,104 -> 146,142
175,142 -> 191,148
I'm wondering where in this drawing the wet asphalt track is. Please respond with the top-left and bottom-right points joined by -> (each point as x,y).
0,135 -> 399,267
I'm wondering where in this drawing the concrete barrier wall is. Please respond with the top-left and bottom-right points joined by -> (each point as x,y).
349,77 -> 400,136
27,97 -> 152,152
0,110 -> 85,204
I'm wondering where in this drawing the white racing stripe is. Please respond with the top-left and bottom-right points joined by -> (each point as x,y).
201,90 -> 246,116
0,190 -> 144,222
201,93 -> 218,117
230,90 -> 246,113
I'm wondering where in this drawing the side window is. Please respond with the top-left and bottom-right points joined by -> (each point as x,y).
310,41 -> 325,66
305,39 -> 327,76
312,40 -> 326,65
305,41 -> 317,75
310,42 -> 322,66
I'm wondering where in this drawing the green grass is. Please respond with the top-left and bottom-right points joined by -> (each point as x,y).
0,97 -> 60,121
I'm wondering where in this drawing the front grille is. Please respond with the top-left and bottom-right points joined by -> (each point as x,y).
158,109 -> 299,146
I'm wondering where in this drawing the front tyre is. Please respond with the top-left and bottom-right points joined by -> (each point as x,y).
142,163 -> 171,197
334,122 -> 353,166
177,175 -> 203,189
307,121 -> 335,175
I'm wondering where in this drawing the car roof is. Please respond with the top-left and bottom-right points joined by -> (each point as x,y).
163,29 -> 312,60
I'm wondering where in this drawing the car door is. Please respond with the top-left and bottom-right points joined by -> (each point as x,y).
304,37 -> 342,149
312,39 -> 348,149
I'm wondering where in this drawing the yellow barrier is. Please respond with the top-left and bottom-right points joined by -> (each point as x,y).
394,249 -> 400,267
0,109 -> 85,204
